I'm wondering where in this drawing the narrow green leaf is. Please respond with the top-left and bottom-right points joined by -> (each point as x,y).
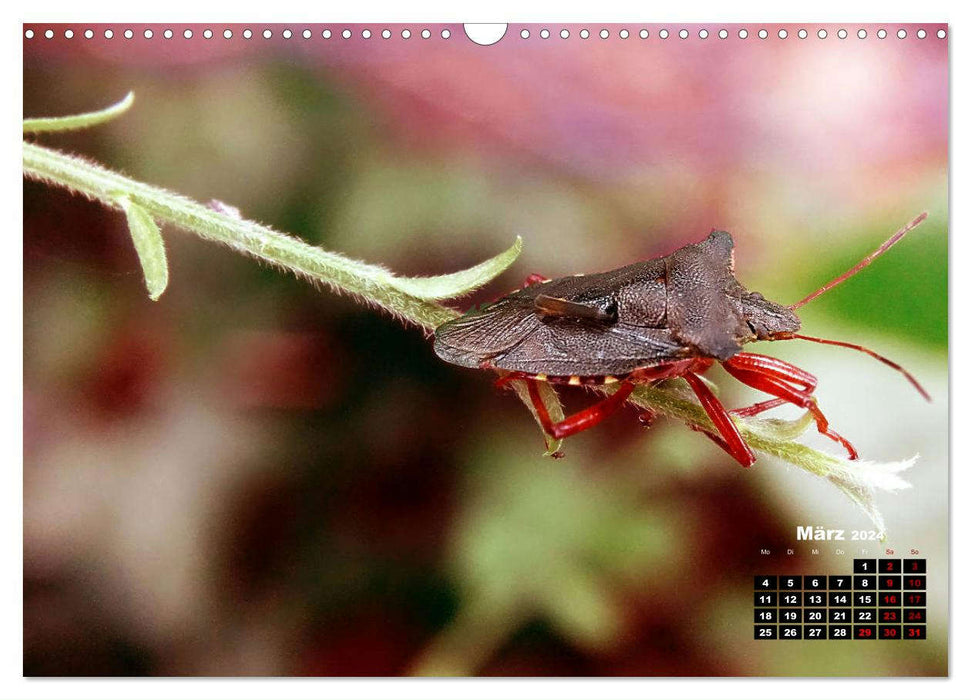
118,196 -> 169,301
23,92 -> 135,134
391,237 -> 523,300
743,411 -> 815,442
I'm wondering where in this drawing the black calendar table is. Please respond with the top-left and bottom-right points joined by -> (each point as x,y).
755,559 -> 926,640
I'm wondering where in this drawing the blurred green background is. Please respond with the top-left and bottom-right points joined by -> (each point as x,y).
24,23 -> 947,676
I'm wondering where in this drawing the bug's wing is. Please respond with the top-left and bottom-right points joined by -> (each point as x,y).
491,321 -> 685,376
433,295 -> 544,369
434,291 -> 685,375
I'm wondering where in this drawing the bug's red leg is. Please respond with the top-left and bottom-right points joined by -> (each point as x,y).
682,371 -> 756,467
494,371 -> 532,390
726,354 -> 814,416
521,380 -> 637,440
523,379 -> 556,432
495,375 -> 635,439
727,353 -> 818,392
722,353 -> 859,460
731,398 -> 787,418
494,375 -> 559,437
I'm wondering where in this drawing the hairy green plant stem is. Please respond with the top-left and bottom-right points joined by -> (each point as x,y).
23,141 -> 458,329
23,135 -> 565,454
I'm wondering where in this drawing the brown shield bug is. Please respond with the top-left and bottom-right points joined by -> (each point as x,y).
433,213 -> 930,467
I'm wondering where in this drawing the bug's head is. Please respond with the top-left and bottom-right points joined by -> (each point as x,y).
739,290 -> 802,341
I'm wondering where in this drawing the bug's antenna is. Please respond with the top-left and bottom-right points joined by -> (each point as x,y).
789,212 -> 928,311
775,332 -> 931,401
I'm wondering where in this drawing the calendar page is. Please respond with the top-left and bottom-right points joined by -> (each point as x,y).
23,21 -> 947,679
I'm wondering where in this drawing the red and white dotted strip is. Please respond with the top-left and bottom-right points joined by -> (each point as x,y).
23,24 -> 948,42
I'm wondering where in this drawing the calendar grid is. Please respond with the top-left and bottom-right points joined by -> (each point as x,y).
754,559 -> 926,640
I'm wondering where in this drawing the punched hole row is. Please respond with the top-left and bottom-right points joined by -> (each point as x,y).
24,27 -> 452,40
520,27 -> 944,40
24,26 -> 947,41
